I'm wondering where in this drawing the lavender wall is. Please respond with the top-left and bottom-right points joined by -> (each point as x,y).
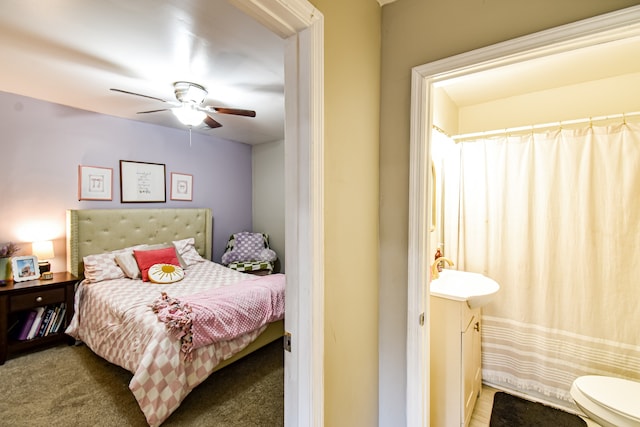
0,91 -> 252,272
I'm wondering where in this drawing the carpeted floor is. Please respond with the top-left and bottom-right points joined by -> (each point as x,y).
490,391 -> 587,427
0,340 -> 283,427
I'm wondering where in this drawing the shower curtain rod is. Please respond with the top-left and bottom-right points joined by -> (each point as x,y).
438,111 -> 640,142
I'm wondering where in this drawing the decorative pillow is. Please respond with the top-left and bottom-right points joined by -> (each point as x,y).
221,232 -> 277,264
83,253 -> 125,283
173,237 -> 205,267
110,245 -> 147,279
115,252 -> 141,279
133,247 -> 180,282
148,263 -> 184,284
138,243 -> 188,269
258,248 -> 277,262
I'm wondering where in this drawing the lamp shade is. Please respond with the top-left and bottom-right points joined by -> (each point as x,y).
32,240 -> 54,260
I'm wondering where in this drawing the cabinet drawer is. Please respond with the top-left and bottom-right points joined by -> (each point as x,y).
10,288 -> 66,312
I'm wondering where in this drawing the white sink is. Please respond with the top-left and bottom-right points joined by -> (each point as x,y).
430,269 -> 500,309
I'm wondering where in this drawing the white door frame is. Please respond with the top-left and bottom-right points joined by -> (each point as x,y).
406,6 -> 640,426
232,1 -> 324,426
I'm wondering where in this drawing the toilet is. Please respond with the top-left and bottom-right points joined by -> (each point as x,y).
570,375 -> 640,427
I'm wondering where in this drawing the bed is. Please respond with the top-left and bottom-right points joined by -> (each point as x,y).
64,208 -> 285,426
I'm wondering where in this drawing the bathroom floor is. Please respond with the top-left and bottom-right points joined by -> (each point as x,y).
470,385 -> 597,427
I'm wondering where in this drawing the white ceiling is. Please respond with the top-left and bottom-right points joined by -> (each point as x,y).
1,1 -> 637,145
0,0 -> 285,145
438,35 -> 640,108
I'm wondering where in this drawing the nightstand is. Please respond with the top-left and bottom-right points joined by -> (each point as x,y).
0,272 -> 77,364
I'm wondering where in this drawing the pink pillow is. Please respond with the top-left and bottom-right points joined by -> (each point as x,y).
133,247 -> 180,282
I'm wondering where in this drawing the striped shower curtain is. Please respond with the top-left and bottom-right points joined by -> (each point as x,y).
432,123 -> 640,410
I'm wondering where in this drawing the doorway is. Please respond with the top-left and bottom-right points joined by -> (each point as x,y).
406,7 -> 640,426
233,1 -> 325,425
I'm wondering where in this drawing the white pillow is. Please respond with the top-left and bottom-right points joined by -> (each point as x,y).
115,252 -> 141,279
173,237 -> 205,267
112,245 -> 147,279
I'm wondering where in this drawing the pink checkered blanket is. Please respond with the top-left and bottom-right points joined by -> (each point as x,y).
66,261 -> 285,427
151,274 -> 285,360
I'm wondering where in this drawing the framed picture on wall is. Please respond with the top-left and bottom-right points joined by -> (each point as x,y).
120,160 -> 166,203
170,172 -> 193,201
78,165 -> 113,201
12,255 -> 40,282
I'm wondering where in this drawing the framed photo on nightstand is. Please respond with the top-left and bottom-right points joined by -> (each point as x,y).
11,256 -> 40,282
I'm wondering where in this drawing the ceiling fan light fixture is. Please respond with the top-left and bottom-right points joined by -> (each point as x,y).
172,104 -> 206,126
185,85 -> 207,104
174,81 -> 208,104
112,81 -> 256,130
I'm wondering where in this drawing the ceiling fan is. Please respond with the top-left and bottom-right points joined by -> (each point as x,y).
110,81 -> 256,128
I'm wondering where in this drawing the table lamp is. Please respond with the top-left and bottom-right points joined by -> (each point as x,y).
32,240 -> 54,274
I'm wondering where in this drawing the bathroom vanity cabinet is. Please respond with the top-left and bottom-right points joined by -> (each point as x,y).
430,295 -> 482,427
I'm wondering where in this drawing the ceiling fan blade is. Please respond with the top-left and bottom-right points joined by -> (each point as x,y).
110,88 -> 168,103
213,107 -> 256,117
137,109 -> 168,114
204,115 -> 223,129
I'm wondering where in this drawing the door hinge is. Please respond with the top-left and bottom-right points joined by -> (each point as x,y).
419,313 -> 425,326
283,331 -> 292,352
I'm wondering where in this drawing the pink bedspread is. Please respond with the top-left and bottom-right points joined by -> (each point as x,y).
66,262 -> 285,427
151,274 -> 285,360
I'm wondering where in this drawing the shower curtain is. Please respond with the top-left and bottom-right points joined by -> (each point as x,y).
433,123 -> 640,410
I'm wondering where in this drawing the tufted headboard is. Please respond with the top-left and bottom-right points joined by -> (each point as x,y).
66,208 -> 212,278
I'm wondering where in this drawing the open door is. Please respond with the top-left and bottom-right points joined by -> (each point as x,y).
230,1 -> 325,425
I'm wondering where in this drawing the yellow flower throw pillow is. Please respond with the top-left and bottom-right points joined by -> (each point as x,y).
148,263 -> 185,284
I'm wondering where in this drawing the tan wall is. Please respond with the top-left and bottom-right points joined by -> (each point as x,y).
308,1 -> 381,426
379,0 -> 639,424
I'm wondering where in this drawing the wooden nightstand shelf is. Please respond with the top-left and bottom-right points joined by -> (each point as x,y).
0,272 -> 77,364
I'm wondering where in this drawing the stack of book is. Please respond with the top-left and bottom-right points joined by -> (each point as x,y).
14,304 -> 67,341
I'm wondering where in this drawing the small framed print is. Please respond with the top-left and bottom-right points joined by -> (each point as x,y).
12,256 -> 40,282
78,165 -> 113,201
170,172 -> 193,201
120,160 -> 166,203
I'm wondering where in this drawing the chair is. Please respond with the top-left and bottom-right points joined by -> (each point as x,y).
221,232 -> 277,274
